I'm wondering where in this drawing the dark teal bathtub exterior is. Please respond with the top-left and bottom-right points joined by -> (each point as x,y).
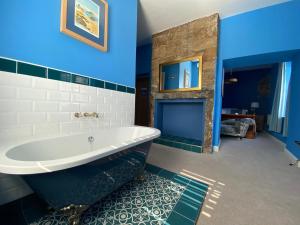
23,141 -> 152,210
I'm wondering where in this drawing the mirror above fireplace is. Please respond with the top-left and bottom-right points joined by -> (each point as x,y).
159,56 -> 202,92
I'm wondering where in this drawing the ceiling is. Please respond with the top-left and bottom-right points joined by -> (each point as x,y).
137,0 -> 289,45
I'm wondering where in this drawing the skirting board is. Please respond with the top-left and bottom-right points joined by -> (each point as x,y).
213,138 -> 221,152
264,132 -> 286,149
284,148 -> 300,168
213,145 -> 220,152
265,132 -> 299,168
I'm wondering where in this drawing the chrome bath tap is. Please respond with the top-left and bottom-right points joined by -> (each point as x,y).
74,112 -> 100,118
83,112 -> 99,118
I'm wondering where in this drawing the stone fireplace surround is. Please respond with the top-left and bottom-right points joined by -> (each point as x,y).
150,14 -> 219,153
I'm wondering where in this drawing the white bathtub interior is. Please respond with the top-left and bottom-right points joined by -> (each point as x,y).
6,127 -> 157,162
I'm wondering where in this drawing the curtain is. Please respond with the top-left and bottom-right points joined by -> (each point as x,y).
278,62 -> 292,118
283,82 -> 291,136
269,64 -> 283,132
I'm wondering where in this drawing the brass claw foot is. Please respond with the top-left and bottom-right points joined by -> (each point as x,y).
60,204 -> 89,225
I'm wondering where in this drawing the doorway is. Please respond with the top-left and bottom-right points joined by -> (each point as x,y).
221,62 -> 291,141
135,75 -> 150,126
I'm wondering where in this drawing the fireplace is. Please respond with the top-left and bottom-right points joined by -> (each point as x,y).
153,99 -> 205,153
150,14 -> 218,152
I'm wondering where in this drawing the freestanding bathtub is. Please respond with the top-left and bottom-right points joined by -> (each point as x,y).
0,126 -> 160,224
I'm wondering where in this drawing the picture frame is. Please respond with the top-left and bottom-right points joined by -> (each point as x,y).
159,56 -> 203,93
60,0 -> 108,52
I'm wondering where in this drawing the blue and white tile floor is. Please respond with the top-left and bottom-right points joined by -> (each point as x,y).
0,164 -> 208,225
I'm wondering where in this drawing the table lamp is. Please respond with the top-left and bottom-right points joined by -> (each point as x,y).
251,102 -> 259,114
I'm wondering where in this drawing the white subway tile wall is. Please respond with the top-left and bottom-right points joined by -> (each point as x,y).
0,59 -> 136,205
0,71 -> 135,140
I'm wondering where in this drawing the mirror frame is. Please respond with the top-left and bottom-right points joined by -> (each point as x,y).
159,55 -> 203,93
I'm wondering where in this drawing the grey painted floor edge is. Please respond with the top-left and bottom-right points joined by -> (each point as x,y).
147,132 -> 300,225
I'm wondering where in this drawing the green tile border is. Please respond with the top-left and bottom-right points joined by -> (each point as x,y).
154,136 -> 203,153
145,164 -> 162,174
158,169 -> 175,179
146,163 -> 208,225
173,174 -> 191,186
90,78 -> 104,88
72,74 -> 89,85
0,57 -> 135,94
0,58 -> 16,73
17,62 -> 46,78
117,84 -> 127,93
48,69 -> 72,82
165,211 -> 194,225
127,87 -> 135,94
105,82 -> 117,90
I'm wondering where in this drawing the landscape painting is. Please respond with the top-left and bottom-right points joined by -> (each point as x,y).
74,0 -> 100,38
60,0 -> 108,52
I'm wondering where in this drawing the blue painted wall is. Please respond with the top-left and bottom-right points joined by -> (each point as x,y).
0,0 -> 138,87
286,53 -> 300,158
219,1 -> 300,60
162,103 -> 204,141
223,66 -> 278,115
155,99 -> 205,142
136,44 -> 152,76
214,0 -> 300,153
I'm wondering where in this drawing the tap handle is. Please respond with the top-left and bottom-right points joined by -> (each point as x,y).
75,112 -> 99,118
74,112 -> 82,118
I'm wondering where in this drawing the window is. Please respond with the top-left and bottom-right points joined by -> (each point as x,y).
278,62 -> 292,118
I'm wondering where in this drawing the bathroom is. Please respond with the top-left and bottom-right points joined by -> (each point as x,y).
1,1 -> 300,225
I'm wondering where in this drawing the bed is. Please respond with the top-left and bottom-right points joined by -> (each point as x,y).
221,114 -> 256,139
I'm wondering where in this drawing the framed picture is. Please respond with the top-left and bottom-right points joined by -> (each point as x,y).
60,0 -> 108,52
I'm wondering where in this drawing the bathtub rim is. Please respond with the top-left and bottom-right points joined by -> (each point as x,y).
0,126 -> 160,175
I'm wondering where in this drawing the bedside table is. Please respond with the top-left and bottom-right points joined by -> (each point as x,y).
255,115 -> 265,132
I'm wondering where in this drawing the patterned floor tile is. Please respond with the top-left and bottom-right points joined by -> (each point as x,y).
24,166 -> 207,225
